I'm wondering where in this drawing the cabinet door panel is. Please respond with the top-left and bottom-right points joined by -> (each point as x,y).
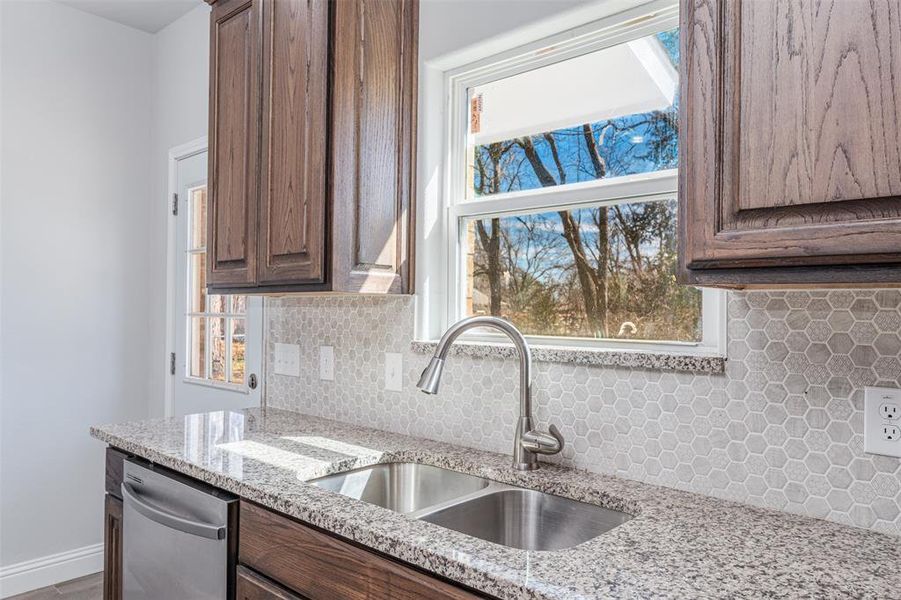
737,1 -> 901,211
258,0 -> 329,285
208,0 -> 262,287
331,0 -> 417,293
680,0 -> 901,277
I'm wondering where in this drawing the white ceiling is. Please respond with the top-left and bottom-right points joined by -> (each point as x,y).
57,0 -> 202,34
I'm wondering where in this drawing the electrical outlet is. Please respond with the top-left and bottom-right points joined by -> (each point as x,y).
319,346 -> 335,381
384,352 -> 403,392
864,386 -> 901,457
880,403 -> 900,420
273,343 -> 300,377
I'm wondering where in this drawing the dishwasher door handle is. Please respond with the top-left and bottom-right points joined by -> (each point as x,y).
121,482 -> 226,540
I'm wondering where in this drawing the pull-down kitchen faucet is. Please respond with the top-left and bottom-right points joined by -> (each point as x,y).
416,316 -> 565,471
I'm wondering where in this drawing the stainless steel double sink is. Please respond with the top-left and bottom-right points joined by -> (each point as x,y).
310,463 -> 632,551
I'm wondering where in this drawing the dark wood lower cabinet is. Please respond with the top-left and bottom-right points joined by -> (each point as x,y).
104,447 -> 127,497
103,494 -> 123,600
239,501 -> 487,600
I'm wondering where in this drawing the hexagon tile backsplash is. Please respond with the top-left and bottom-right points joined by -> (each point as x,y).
265,291 -> 901,536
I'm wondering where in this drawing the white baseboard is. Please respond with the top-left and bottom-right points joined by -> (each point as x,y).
0,543 -> 103,599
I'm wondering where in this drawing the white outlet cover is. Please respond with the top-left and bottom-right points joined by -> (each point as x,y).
384,352 -> 403,392
864,386 -> 901,457
319,346 -> 335,381
273,343 -> 301,377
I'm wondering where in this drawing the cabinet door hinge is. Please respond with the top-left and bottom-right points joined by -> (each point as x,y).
170,352 -> 176,375
172,193 -> 178,216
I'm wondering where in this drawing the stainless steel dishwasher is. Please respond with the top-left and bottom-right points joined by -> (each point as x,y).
121,459 -> 237,599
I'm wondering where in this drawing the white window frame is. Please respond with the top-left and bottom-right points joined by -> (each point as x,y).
417,0 -> 726,357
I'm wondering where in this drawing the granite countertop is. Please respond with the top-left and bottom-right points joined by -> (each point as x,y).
91,408 -> 900,599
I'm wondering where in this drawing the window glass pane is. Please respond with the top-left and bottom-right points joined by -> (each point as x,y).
191,253 -> 206,313
189,316 -> 206,378
467,28 -> 679,199
230,318 -> 246,384
190,187 -> 207,249
210,317 -> 227,381
463,198 -> 701,342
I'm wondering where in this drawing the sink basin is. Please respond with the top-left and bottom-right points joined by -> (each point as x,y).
312,462 -> 631,551
419,488 -> 632,551
310,463 -> 490,514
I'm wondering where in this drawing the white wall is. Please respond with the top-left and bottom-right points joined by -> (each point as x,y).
148,4 -> 210,418
0,0 -> 153,593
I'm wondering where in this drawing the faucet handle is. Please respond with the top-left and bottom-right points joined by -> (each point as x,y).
548,424 -> 565,452
521,424 -> 565,455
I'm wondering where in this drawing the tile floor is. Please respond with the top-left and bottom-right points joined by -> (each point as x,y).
6,573 -> 102,600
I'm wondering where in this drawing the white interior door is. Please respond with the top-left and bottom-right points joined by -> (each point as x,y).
171,150 -> 262,416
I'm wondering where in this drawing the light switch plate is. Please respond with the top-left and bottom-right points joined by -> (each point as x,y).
319,346 -> 335,381
384,352 -> 403,392
864,386 -> 901,457
273,343 -> 300,377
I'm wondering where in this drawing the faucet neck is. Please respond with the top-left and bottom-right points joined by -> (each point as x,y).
425,316 -> 563,470
432,316 -> 533,419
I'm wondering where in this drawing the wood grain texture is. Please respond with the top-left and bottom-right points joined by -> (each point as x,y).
330,0 -> 417,294
679,0 -> 901,285
104,447 -> 127,499
236,566 -> 305,600
239,501 -> 485,600
208,0 -> 262,288
103,495 -> 123,600
258,0 -> 329,285
737,0 -> 901,209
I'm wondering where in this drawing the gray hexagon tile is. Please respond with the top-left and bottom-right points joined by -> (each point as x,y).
264,291 -> 901,536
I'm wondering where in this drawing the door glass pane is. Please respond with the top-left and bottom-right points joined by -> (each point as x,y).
208,294 -> 227,314
183,181 -> 250,387
190,187 -> 207,249
190,254 -> 206,313
467,28 -> 679,200
463,198 -> 701,342
210,317 -> 227,381
230,318 -> 246,384
189,317 -> 206,378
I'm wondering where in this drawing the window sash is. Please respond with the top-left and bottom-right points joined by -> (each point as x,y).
448,189 -> 710,350
452,169 -> 677,219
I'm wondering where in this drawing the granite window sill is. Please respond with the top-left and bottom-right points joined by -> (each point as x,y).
410,340 -> 725,374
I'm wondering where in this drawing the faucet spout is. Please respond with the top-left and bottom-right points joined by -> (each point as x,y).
416,316 -> 564,471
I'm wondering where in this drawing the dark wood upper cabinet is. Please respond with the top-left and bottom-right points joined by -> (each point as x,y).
206,0 -> 417,294
330,0 -> 417,294
679,0 -> 901,287
208,0 -> 262,288
258,0 -> 329,286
